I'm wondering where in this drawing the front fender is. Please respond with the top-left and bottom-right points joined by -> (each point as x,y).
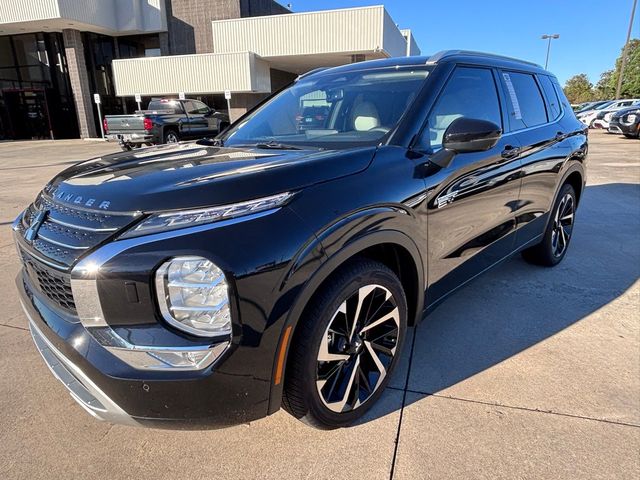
267,206 -> 425,414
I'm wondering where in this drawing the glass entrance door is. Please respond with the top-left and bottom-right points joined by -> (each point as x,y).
2,89 -> 52,140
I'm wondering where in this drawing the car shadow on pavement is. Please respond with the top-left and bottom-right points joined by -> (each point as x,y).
358,182 -> 640,424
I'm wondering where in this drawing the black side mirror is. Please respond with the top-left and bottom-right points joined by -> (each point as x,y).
430,117 -> 502,168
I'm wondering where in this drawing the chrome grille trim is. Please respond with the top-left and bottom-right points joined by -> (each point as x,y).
36,233 -> 91,250
47,216 -> 119,233
17,194 -> 139,267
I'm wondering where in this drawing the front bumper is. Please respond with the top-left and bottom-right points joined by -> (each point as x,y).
17,270 -> 270,429
26,306 -> 137,426
613,119 -> 640,137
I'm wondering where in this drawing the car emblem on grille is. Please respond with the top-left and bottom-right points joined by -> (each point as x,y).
24,209 -> 48,243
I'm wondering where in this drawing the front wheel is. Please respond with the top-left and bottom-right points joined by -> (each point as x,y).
522,183 -> 576,267
283,259 -> 407,429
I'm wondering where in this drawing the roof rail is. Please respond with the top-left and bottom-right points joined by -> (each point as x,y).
426,50 -> 542,68
296,67 -> 329,80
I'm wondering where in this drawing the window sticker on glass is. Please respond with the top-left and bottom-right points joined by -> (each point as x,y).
502,73 -> 522,120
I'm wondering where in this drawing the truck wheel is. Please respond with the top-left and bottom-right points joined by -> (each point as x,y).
163,130 -> 179,144
522,183 -> 576,267
283,259 -> 407,429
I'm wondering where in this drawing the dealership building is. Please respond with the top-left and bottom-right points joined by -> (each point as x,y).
0,1 -> 420,140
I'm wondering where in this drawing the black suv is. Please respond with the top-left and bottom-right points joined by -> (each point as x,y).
14,51 -> 587,429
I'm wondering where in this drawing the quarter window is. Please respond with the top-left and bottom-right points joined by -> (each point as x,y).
501,71 -> 548,130
538,75 -> 562,120
420,67 -> 502,149
185,101 -> 210,115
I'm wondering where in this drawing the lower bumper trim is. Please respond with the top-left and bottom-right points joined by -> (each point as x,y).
24,301 -> 138,427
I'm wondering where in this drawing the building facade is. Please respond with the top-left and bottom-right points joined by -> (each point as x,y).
0,1 -> 420,140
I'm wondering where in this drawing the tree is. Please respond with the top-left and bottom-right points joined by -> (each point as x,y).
609,38 -> 640,98
594,70 -> 615,100
563,74 -> 594,104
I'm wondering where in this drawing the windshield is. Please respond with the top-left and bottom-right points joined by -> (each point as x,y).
221,66 -> 431,149
147,99 -> 182,113
594,101 -> 614,111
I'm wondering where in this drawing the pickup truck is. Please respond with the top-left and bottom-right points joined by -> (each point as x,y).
104,98 -> 229,150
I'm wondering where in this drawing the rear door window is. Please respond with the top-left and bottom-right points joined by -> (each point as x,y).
500,71 -> 548,130
537,75 -> 562,120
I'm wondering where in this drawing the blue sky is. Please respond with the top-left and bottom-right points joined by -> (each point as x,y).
288,0 -> 640,86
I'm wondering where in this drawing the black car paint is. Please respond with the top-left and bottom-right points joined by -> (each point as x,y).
609,106 -> 640,137
15,53 -> 587,427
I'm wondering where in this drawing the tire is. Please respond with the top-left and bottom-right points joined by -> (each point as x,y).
623,133 -> 639,139
522,183 -> 577,267
163,129 -> 179,144
283,258 -> 407,429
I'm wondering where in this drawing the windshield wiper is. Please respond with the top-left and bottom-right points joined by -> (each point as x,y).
253,141 -> 303,150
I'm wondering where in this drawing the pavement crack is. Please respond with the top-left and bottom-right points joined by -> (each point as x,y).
405,390 -> 640,429
389,325 -> 419,480
99,424 -> 115,441
0,322 -> 28,332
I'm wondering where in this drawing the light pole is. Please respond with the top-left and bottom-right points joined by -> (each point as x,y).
615,0 -> 638,99
541,34 -> 560,69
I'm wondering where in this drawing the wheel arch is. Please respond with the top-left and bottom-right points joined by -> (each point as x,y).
267,229 -> 425,414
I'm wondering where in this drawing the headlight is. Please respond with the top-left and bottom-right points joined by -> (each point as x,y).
155,256 -> 231,337
622,114 -> 637,125
121,192 -> 294,238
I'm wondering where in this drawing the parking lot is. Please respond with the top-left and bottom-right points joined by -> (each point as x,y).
0,132 -> 638,479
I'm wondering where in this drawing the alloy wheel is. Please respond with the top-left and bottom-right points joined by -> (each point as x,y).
551,193 -> 574,258
316,284 -> 400,413
166,132 -> 179,143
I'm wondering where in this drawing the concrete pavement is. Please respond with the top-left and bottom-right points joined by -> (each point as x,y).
0,132 -> 638,479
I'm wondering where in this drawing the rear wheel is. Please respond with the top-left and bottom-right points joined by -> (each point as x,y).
163,129 -> 179,144
522,183 -> 576,267
283,259 -> 407,429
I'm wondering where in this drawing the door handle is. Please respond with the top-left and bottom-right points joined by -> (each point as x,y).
501,145 -> 520,159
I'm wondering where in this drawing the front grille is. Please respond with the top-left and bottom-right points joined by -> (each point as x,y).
21,250 -> 76,312
15,193 -> 138,268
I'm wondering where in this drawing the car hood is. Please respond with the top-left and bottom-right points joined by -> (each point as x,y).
44,142 -> 376,212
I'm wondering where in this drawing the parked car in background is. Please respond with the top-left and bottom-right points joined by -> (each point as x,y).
296,105 -> 331,131
104,98 -> 229,151
592,99 -> 640,130
574,100 -> 610,114
608,105 -> 640,138
577,99 -> 637,128
14,51 -> 587,430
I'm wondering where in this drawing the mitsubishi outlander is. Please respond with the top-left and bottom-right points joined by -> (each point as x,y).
14,51 -> 587,429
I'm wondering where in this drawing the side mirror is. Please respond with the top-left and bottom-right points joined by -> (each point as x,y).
431,117 -> 502,168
